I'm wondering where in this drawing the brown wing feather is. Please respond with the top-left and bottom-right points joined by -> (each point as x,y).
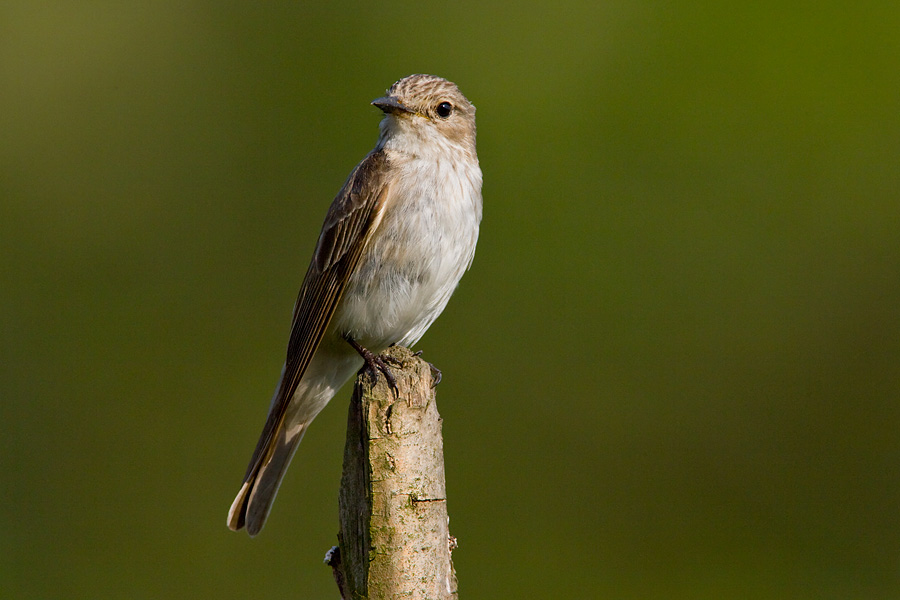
240,150 -> 391,482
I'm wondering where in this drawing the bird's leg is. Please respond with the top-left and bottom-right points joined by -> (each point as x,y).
345,335 -> 399,397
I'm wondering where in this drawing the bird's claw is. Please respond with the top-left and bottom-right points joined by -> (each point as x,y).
369,353 -> 399,397
412,349 -> 441,386
346,336 -> 400,397
429,363 -> 442,387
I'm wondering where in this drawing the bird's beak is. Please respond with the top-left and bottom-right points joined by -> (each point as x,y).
371,96 -> 413,115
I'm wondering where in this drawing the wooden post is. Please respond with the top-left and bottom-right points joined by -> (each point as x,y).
327,345 -> 458,599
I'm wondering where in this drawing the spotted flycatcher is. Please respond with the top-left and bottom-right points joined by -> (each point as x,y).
227,74 -> 482,536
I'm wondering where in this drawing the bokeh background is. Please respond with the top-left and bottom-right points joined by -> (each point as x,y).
2,2 -> 898,598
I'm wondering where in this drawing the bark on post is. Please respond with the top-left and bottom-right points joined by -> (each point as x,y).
330,345 -> 458,599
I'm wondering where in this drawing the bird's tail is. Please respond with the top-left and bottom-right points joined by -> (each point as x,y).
227,420 -> 308,536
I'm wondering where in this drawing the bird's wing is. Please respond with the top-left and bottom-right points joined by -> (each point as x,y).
240,149 -> 392,481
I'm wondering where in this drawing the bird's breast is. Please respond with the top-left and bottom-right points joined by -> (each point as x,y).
332,150 -> 482,349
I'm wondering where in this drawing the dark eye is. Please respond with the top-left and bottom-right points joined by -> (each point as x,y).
436,101 -> 453,118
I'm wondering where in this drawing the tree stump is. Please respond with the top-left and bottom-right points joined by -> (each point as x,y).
329,345 -> 458,599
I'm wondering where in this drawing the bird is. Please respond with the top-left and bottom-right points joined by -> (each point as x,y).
227,74 -> 482,536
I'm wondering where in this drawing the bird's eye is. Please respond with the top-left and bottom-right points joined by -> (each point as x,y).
436,102 -> 453,118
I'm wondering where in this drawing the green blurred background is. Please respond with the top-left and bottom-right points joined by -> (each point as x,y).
2,2 -> 898,598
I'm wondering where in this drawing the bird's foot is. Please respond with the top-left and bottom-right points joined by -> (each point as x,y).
412,349 -> 442,387
345,336 -> 399,397
429,363 -> 442,387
